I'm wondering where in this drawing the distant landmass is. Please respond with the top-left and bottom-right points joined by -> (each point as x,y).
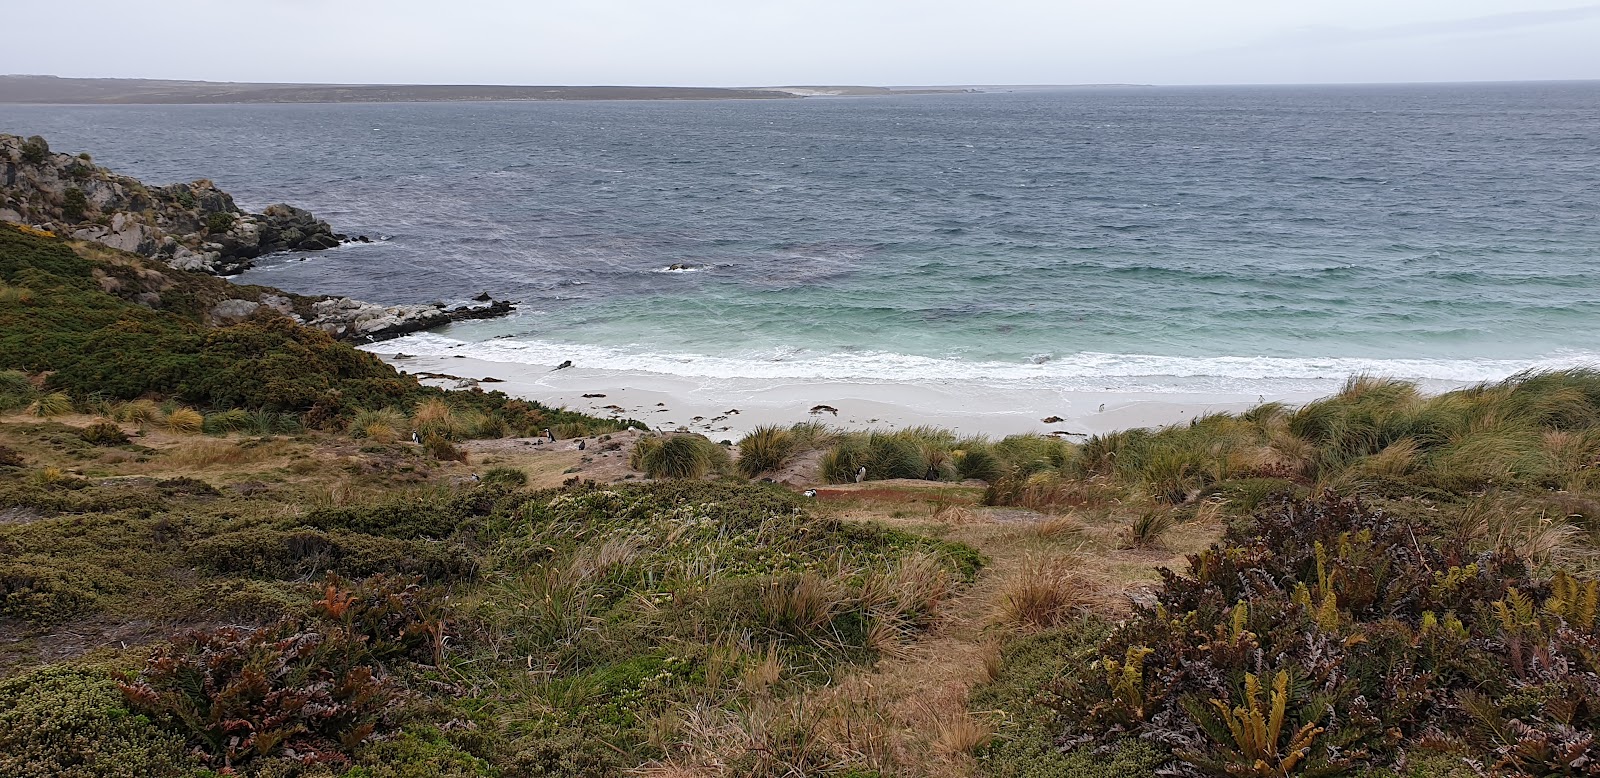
0,75 -> 980,104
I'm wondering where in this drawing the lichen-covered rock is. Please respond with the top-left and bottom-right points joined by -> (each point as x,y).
0,133 -> 347,274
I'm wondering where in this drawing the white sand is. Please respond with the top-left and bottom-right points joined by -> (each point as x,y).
377,352 -> 1330,439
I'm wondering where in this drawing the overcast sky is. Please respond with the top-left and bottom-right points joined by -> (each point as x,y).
7,0 -> 1598,86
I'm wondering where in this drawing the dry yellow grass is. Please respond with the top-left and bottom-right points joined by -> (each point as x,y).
160,438 -> 281,469
163,407 -> 204,434
992,556 -> 1095,631
933,712 -> 996,757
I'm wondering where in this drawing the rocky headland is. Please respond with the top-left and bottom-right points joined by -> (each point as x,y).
0,132 -> 514,341
0,133 -> 349,275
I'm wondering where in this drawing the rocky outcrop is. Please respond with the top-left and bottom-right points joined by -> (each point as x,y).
207,294 -> 516,343
0,134 -> 349,274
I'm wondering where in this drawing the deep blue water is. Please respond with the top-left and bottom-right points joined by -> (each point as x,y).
5,83 -> 1599,393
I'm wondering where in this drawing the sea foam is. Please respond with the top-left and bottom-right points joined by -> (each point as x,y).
370,333 -> 1600,395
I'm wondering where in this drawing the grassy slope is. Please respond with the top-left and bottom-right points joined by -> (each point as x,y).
0,223 -> 630,434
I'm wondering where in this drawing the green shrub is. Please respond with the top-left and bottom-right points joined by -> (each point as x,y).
302,493 -> 489,540
79,420 -> 129,446
737,424 -> 795,477
61,188 -> 88,222
355,726 -> 496,777
202,211 -> 235,234
189,527 -> 475,581
20,136 -> 49,164
1047,494 -> 1600,775
0,665 -> 193,778
0,559 -> 105,621
630,433 -> 728,479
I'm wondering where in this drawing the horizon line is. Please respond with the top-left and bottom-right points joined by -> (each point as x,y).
6,73 -> 1600,90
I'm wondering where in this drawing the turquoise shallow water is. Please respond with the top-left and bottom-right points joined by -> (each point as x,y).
5,82 -> 1599,394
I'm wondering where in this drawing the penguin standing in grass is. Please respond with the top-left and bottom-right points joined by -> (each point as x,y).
411,429 -> 421,445
855,466 -> 867,484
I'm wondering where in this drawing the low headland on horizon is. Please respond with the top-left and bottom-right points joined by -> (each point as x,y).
0,74 -> 1013,104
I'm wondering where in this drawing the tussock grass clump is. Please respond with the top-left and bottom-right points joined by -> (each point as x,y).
79,420 -> 129,446
163,439 -> 279,469
410,398 -> 461,440
201,408 -> 252,434
785,420 -> 838,450
631,434 -> 729,479
422,434 -> 466,462
481,466 -> 528,487
821,431 -> 928,483
993,557 -> 1092,631
759,572 -> 847,635
934,713 -> 997,757
24,392 -> 73,418
954,445 -> 1004,482
0,369 -> 36,411
737,425 -> 795,477
162,407 -> 204,434
351,407 -> 409,442
112,399 -> 162,426
0,282 -> 35,304
1122,510 -> 1176,549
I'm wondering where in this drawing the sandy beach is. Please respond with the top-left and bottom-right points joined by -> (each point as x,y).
372,351 -> 1332,440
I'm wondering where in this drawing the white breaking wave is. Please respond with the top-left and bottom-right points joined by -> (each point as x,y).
368,333 -> 1600,394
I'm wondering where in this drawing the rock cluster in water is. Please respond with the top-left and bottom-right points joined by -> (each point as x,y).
207,294 -> 515,343
0,133 -> 348,274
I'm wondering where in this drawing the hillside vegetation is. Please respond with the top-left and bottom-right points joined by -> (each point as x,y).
0,223 -> 631,438
6,219 -> 1600,776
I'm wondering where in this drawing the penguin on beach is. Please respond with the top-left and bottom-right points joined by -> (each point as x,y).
544,427 -> 557,443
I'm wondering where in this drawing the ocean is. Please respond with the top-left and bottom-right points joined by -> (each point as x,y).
6,82 -> 1599,398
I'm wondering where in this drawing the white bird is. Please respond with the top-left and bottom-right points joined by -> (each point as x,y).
855,466 -> 867,484
803,489 -> 817,498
